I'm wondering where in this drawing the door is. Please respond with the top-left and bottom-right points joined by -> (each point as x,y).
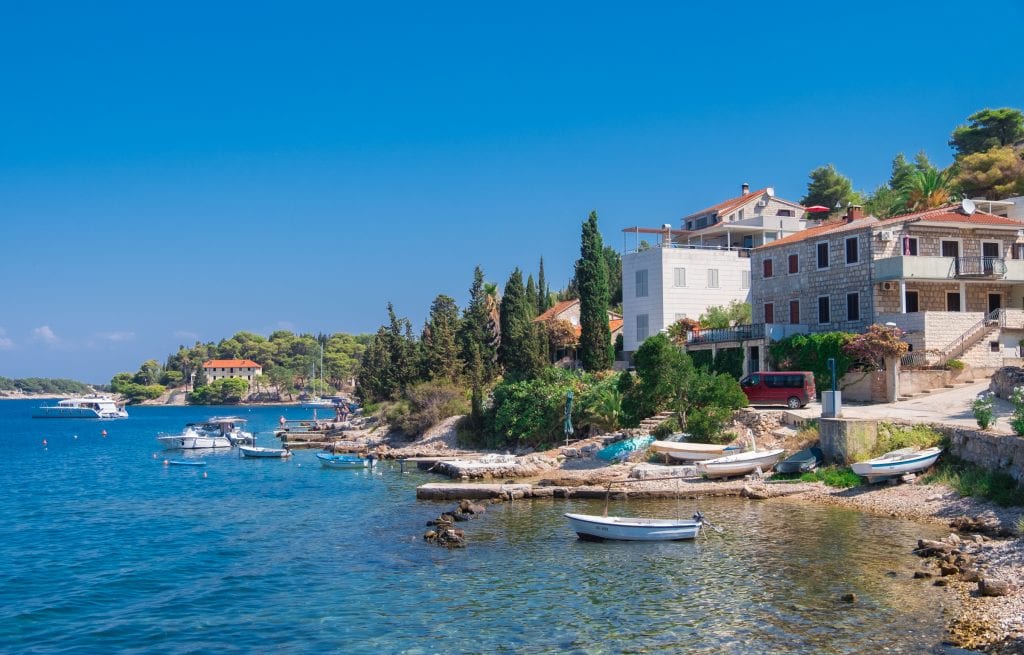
789,300 -> 800,325
905,290 -> 919,312
989,293 -> 1002,313
983,242 -> 1000,274
947,292 -> 962,312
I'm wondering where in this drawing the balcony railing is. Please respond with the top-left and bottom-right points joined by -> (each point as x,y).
954,257 -> 1007,278
685,323 -> 765,345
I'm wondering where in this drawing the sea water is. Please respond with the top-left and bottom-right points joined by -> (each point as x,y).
0,400 -> 967,654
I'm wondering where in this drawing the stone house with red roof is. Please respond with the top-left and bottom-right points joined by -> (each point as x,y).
533,299 -> 623,365
751,203 -> 1024,366
202,359 -> 263,386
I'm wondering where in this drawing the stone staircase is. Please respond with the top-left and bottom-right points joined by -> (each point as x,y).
637,411 -> 675,432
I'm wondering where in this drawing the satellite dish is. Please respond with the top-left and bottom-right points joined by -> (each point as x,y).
961,198 -> 976,215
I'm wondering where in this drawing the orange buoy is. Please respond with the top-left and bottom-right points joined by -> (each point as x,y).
163,459 -> 169,466
101,430 -> 108,437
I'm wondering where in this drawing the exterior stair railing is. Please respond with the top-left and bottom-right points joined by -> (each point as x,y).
901,309 -> 1003,369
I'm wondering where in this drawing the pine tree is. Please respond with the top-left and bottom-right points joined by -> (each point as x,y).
499,268 -> 541,381
421,294 -> 462,381
576,211 -> 613,371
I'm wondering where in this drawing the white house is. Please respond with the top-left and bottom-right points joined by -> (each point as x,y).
621,184 -> 808,356
202,359 -> 263,386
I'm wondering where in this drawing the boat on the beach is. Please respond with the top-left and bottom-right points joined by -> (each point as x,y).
699,449 -> 786,479
851,447 -> 942,482
157,417 -> 253,450
316,452 -> 370,469
32,395 -> 128,419
239,445 -> 292,458
565,512 -> 706,541
596,436 -> 655,461
653,440 -> 739,462
775,446 -> 824,474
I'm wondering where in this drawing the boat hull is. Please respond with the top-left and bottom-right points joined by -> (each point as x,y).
239,446 -> 292,458
157,434 -> 233,450
700,449 -> 785,479
33,406 -> 128,419
775,447 -> 824,474
564,513 -> 702,541
852,447 -> 942,480
316,453 -> 369,469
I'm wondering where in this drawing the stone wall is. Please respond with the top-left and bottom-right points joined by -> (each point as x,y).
931,424 -> 1024,483
989,366 -> 1024,400
839,366 -> 993,403
819,418 -> 878,464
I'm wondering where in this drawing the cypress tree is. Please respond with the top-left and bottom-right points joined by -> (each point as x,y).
459,266 -> 499,382
525,274 -> 538,318
576,211 -> 613,371
422,294 -> 462,381
499,268 -> 540,381
537,257 -> 552,313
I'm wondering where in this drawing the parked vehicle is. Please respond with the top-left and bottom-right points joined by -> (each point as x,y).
739,371 -> 815,409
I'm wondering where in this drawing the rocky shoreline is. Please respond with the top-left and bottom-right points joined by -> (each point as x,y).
323,415 -> 1024,653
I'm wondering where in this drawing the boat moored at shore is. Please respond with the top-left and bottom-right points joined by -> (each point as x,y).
157,417 -> 253,450
852,447 -> 943,482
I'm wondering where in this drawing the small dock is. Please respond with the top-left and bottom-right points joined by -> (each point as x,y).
415,480 -> 813,501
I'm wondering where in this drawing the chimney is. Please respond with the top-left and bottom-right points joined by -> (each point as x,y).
845,205 -> 864,222
741,182 -> 750,196
661,223 -> 673,247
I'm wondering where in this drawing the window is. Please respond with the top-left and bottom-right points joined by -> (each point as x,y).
741,270 -> 751,289
845,237 -> 859,264
847,293 -> 860,321
696,217 -> 708,229
707,269 -> 719,288
778,209 -> 794,217
903,236 -> 918,256
817,242 -> 829,268
788,254 -> 799,274
764,303 -> 774,324
635,269 -> 648,297
763,258 -> 773,278
636,314 -> 649,341
738,209 -> 745,220
686,221 -> 693,230
817,296 -> 830,324
789,300 -> 800,325
905,290 -> 919,312
991,341 -> 1001,353
673,268 -> 686,287
1013,244 -> 1024,260
941,240 -> 960,258
946,292 -> 961,312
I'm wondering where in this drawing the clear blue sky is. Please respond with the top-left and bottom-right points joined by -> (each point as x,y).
2,1 -> 1023,382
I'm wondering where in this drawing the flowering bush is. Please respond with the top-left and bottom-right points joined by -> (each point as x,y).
972,393 -> 995,430
842,324 -> 909,371
1011,388 -> 1024,436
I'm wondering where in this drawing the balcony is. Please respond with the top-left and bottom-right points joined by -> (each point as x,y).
874,256 -> 1018,282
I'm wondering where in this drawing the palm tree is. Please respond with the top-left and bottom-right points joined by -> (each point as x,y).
900,168 -> 956,212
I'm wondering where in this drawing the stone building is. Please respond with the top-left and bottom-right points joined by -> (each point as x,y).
201,359 -> 263,386
621,184 -> 807,356
751,202 -> 1024,367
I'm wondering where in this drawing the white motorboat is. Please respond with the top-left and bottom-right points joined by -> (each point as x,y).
564,512 -> 705,541
851,447 -> 942,482
239,445 -> 292,459
652,440 -> 739,462
157,417 -> 253,450
33,395 -> 128,419
699,449 -> 786,479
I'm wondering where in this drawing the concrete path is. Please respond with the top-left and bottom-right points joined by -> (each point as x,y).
837,379 -> 1015,433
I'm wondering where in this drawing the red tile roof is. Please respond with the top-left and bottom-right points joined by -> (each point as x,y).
682,188 -> 805,222
609,318 -> 624,333
202,359 -> 262,369
534,299 -> 578,323
756,205 -> 1022,251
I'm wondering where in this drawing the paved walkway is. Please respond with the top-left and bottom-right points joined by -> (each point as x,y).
838,379 -> 1014,433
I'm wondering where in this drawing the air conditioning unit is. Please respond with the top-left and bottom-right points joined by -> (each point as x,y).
880,281 -> 896,291
758,199 -> 769,208
879,230 -> 894,241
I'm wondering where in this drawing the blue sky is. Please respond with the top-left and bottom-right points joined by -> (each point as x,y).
2,1 -> 1023,382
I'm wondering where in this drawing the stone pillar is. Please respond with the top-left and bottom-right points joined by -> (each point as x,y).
960,281 -> 967,312
884,355 -> 899,403
900,280 -> 907,313
819,418 -> 878,465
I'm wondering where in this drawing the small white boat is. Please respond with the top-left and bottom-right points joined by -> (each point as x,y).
33,395 -> 128,419
239,445 -> 292,459
699,449 -> 786,479
652,440 -> 739,462
565,512 -> 705,541
851,447 -> 942,481
157,417 -> 253,450
316,453 -> 370,469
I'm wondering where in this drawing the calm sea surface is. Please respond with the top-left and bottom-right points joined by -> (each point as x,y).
0,400 -> 969,654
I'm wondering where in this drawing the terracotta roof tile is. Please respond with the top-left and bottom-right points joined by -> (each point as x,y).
203,359 -> 262,368
683,188 -> 769,221
534,299 -> 578,323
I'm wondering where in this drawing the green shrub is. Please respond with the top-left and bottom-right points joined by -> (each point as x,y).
873,423 -> 945,456
388,381 -> 469,437
652,418 -> 680,439
921,457 -> 1024,507
769,332 -> 856,396
972,394 -> 995,430
945,359 -> 965,371
799,466 -> 862,488
1011,389 -> 1024,436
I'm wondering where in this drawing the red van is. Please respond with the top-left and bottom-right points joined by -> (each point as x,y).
739,371 -> 815,409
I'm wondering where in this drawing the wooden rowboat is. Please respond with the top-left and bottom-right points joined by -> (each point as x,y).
316,453 -> 370,469
652,440 -> 739,462
699,449 -> 786,479
565,512 -> 704,541
851,447 -> 942,482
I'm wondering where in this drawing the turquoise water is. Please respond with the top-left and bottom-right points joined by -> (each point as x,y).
0,400 -> 963,654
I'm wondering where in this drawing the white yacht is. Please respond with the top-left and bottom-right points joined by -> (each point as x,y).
33,395 -> 129,419
157,417 -> 253,450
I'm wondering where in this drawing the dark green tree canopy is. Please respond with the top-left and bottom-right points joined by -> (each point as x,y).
800,164 -> 860,213
576,211 -> 613,371
421,294 -> 462,381
499,268 -> 541,381
950,108 -> 1024,158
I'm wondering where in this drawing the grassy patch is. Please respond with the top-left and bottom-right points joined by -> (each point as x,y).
873,423 -> 946,457
920,457 -> 1024,507
800,466 -> 862,488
